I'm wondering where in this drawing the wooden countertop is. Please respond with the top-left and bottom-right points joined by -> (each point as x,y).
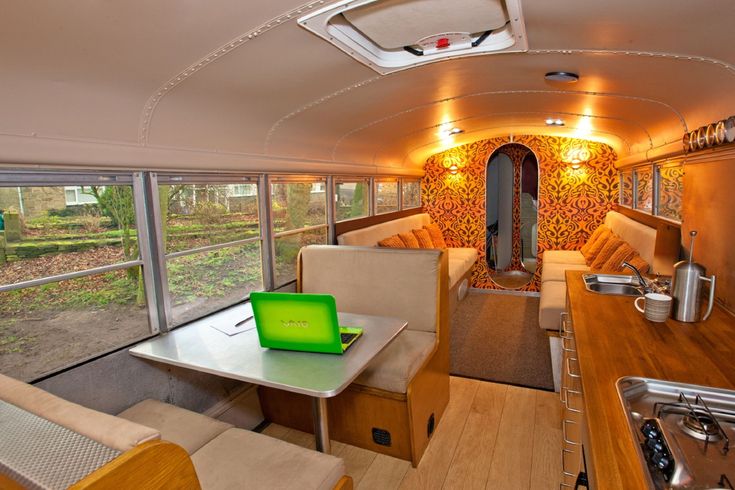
565,270 -> 735,490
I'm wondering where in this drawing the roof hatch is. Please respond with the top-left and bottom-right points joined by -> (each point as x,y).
298,0 -> 528,74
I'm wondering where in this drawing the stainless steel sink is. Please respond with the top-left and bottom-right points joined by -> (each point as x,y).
582,273 -> 644,296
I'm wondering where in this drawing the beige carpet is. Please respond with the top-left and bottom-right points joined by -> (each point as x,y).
450,292 -> 554,391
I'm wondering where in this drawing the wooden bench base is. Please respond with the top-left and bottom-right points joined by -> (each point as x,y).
259,350 -> 449,467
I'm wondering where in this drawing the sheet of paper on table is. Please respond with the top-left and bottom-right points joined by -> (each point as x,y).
209,302 -> 255,336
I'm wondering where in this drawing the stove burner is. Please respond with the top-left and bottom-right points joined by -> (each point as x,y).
681,410 -> 723,441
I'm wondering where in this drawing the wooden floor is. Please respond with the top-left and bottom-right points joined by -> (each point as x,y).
262,376 -> 562,489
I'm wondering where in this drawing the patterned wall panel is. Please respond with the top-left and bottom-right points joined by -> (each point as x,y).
423,135 -> 618,291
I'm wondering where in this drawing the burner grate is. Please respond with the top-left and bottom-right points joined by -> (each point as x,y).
653,392 -> 730,455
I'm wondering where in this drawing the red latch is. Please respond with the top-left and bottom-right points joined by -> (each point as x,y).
436,38 -> 450,49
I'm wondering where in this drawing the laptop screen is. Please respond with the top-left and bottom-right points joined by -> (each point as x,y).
249,292 -> 343,353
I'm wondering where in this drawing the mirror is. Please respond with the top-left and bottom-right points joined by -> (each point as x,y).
485,144 -> 538,289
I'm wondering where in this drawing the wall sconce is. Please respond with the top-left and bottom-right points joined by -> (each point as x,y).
442,154 -> 464,174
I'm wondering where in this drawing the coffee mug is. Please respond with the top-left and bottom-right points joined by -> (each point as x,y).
634,293 -> 673,322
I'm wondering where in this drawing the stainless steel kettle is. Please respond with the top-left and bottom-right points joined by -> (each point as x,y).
671,231 -> 716,322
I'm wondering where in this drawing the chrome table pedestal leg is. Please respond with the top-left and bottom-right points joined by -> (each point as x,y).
312,397 -> 331,453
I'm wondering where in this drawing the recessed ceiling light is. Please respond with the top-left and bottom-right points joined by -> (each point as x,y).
439,127 -> 464,137
544,71 -> 579,83
545,118 -> 564,126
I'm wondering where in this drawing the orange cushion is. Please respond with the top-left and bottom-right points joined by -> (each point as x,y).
580,224 -> 610,257
627,253 -> 650,274
600,241 -> 636,272
378,234 -> 405,248
590,235 -> 624,270
398,231 -> 420,248
412,228 -> 435,248
424,223 -> 447,248
582,228 -> 613,264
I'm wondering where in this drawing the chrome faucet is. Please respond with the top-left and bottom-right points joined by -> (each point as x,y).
622,261 -> 649,292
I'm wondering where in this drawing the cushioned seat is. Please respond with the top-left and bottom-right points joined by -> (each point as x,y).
355,330 -> 436,393
447,247 -> 478,289
0,373 -> 159,452
192,428 -> 345,490
541,262 -> 591,283
539,281 -> 567,330
542,250 -> 587,265
118,399 -> 233,455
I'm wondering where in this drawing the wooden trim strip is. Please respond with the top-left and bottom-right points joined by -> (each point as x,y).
613,205 -> 680,230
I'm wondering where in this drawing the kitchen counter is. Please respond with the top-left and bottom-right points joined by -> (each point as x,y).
565,270 -> 735,489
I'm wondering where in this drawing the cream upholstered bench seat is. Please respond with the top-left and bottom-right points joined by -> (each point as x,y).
117,398 -> 233,455
337,212 -> 476,312
0,372 -> 349,490
0,373 -> 201,489
538,210 -> 660,330
119,398 -> 348,490
191,428 -> 346,490
260,245 -> 450,467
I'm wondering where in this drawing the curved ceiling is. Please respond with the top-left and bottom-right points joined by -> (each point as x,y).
1,0 -> 734,175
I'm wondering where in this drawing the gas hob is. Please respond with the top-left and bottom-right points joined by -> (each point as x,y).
617,377 -> 735,489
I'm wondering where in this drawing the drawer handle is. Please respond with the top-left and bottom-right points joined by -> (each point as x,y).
566,357 -> 581,379
562,419 -> 582,446
562,336 -> 575,352
564,388 -> 583,414
561,448 -> 578,477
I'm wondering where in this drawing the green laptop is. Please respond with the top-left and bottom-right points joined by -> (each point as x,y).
249,292 -> 363,354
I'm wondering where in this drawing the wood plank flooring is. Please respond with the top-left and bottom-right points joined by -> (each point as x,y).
262,376 -> 562,489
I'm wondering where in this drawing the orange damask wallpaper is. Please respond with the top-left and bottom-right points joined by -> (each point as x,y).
423,135 -> 619,291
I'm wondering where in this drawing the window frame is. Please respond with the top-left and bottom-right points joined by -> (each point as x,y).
0,169 -> 429,381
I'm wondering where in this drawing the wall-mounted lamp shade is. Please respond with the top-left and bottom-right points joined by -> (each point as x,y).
544,71 -> 579,83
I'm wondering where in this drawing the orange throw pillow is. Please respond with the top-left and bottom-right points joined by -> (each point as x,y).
412,228 -> 435,248
590,236 -> 624,270
627,253 -> 650,274
378,234 -> 405,248
582,228 -> 613,265
424,223 -> 447,248
600,241 -> 636,272
580,225 -> 610,257
399,231 -> 421,248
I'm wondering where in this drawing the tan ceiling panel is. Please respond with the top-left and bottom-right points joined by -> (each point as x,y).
524,0 -> 735,67
1,0 -> 735,173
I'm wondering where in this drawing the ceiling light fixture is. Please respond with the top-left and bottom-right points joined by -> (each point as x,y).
545,118 -> 565,126
544,71 -> 579,83
439,127 -> 464,138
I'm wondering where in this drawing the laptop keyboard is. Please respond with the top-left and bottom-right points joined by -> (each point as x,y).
340,333 -> 358,344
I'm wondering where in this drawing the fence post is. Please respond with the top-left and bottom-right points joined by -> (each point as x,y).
0,232 -> 5,264
4,212 -> 21,242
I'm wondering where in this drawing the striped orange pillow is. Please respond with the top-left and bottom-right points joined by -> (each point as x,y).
600,241 -> 636,272
582,228 -> 613,264
378,234 -> 405,248
424,223 -> 447,248
412,228 -> 435,248
399,231 -> 421,248
580,225 -> 610,257
590,236 -> 624,270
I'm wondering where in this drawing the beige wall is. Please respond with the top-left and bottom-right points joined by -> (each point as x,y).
682,158 -> 735,312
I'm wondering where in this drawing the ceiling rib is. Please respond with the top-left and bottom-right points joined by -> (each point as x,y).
397,125 -> 632,166
330,90 -> 678,159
